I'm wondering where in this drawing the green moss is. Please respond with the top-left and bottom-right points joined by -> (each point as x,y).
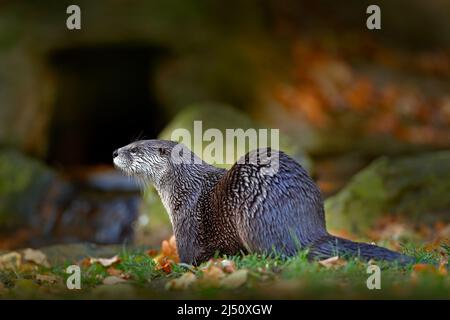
325,151 -> 450,234
0,149 -> 54,229
159,102 -> 312,171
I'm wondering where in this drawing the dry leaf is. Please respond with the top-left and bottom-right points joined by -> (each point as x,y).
35,274 -> 59,284
146,249 -> 158,257
106,266 -> 122,277
153,235 -> 180,273
90,255 -> 120,267
23,249 -> 50,268
412,263 -> 435,273
160,235 -> 179,263
78,257 -> 92,267
169,236 -> 177,250
19,263 -> 38,273
103,276 -> 127,285
166,272 -> 197,290
438,258 -> 448,276
0,252 -> 22,270
201,265 -> 225,287
220,269 -> 248,289
161,240 -> 171,256
106,267 -> 130,279
318,256 -> 347,269
411,262 -> 449,277
221,259 -> 237,273
155,257 -> 173,274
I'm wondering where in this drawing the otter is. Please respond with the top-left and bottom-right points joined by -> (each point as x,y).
113,139 -> 413,265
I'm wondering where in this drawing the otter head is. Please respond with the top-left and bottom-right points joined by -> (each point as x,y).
113,139 -> 182,184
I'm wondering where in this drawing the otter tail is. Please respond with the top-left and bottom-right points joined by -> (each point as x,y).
309,234 -> 415,265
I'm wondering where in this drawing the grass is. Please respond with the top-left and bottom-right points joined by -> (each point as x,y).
0,241 -> 448,299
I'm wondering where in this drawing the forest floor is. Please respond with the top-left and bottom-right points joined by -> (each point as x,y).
0,227 -> 449,300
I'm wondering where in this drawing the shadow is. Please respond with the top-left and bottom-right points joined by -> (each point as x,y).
46,44 -> 169,167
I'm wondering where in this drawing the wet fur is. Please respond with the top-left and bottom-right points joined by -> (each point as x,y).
114,140 -> 414,265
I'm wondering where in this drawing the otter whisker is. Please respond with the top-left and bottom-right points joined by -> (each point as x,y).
112,139 -> 414,266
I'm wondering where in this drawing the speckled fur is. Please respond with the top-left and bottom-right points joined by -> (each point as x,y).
114,140 -> 413,265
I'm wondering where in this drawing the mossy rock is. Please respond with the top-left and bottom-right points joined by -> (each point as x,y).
159,102 -> 313,172
0,149 -> 55,230
325,151 -> 450,234
134,187 -> 172,247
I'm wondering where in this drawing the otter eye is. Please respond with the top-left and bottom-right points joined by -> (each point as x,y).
158,147 -> 167,156
130,147 -> 138,154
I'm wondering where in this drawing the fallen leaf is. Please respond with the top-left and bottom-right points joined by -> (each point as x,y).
155,257 -> 173,274
160,235 -> 179,263
153,235 -> 180,273
35,274 -> 59,284
106,266 -> 131,279
412,263 -> 435,273
103,276 -> 127,285
78,257 -> 92,268
220,269 -> 248,289
106,266 -> 122,277
201,265 -> 225,287
410,262 -> 447,282
0,252 -> 21,270
424,241 -> 441,253
146,249 -> 158,257
90,255 -> 120,267
23,249 -> 50,268
166,272 -> 197,290
19,263 -> 38,273
318,256 -> 347,269
436,223 -> 450,241
169,236 -> 177,250
221,259 -> 237,273
438,258 -> 448,276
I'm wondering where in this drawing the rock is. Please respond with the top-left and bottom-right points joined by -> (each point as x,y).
134,187 -> 173,247
40,243 -> 123,265
78,168 -> 140,192
0,149 -> 55,231
0,155 -> 141,247
159,102 -> 313,172
34,167 -> 141,246
325,151 -> 450,234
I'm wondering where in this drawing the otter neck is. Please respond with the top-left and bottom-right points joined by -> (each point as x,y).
153,161 -> 225,263
154,161 -> 225,226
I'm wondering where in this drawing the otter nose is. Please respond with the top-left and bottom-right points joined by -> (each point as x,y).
113,149 -> 119,158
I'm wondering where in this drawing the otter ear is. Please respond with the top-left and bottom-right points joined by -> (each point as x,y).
158,147 -> 168,156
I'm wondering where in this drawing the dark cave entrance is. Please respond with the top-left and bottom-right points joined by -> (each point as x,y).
47,45 -> 168,167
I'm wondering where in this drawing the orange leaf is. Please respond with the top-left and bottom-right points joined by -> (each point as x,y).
155,257 -> 173,274
146,249 -> 158,257
412,263 -> 431,272
107,266 -> 124,277
438,258 -> 448,276
221,259 -> 237,273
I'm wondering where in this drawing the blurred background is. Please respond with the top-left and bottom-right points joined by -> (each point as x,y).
0,0 -> 449,256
